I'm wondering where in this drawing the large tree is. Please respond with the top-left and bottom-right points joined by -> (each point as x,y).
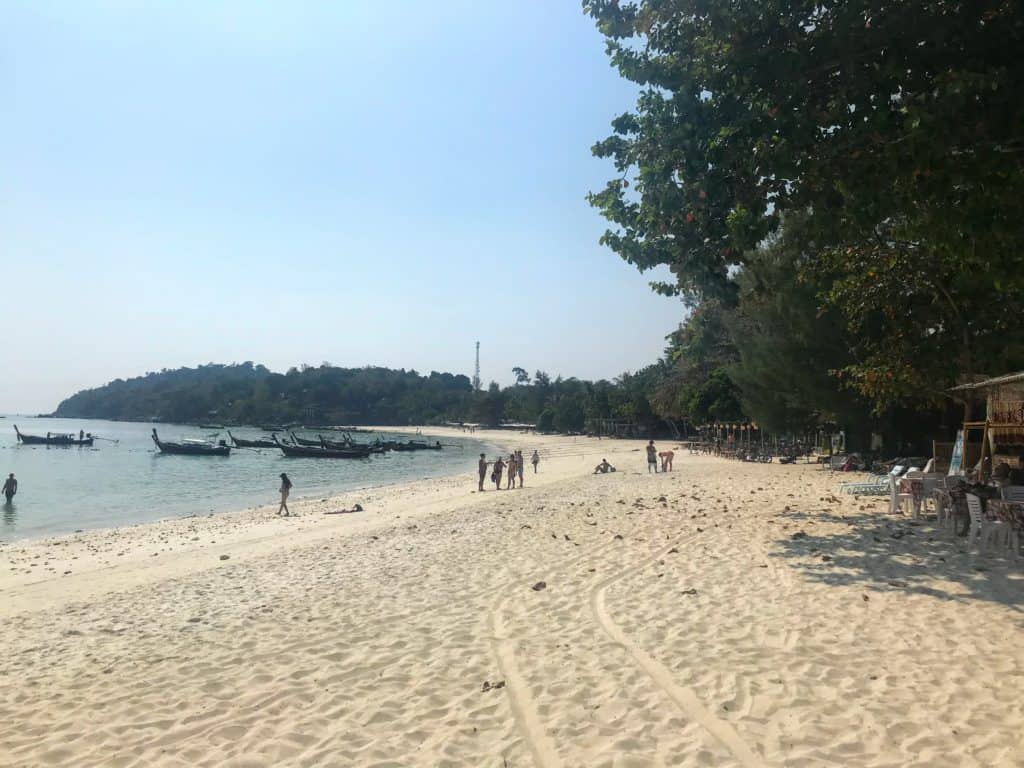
586,0 -> 1024,408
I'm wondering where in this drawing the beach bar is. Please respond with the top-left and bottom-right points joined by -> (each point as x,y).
950,371 -> 1024,482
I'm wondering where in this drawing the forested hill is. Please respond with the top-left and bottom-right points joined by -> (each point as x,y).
53,363 -> 475,426
52,362 -> 670,434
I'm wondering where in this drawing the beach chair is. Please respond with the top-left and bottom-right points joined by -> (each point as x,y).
888,474 -> 913,516
917,473 -> 946,517
999,487 -> 1024,559
828,454 -> 848,472
965,493 -> 1007,555
1001,485 -> 1024,503
903,470 -> 926,519
838,474 -> 889,495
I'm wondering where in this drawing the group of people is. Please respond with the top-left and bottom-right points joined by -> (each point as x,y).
478,449 -> 539,491
645,441 -> 674,472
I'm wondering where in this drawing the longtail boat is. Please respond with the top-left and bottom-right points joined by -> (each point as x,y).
289,431 -> 324,447
275,436 -> 371,459
318,436 -> 387,453
391,440 -> 443,452
152,429 -> 230,456
15,425 -> 94,447
228,431 -> 277,449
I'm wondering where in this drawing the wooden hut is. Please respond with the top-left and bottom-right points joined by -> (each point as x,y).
950,372 -> 1024,479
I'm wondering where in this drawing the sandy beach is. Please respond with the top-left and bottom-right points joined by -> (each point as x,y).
1,428 -> 1022,767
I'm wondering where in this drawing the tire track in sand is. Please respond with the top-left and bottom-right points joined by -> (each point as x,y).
589,536 -> 772,768
487,537 -> 620,768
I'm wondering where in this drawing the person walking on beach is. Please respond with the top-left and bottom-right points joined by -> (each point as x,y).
478,453 -> 488,492
506,452 -> 518,489
493,456 -> 505,490
2,473 -> 16,503
516,450 -> 525,487
646,440 -> 658,473
278,473 -> 292,516
531,450 -> 540,474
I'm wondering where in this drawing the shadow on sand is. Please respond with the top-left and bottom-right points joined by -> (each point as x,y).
768,506 -> 1024,613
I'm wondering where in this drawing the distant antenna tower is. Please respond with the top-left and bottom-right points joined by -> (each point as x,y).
472,341 -> 481,391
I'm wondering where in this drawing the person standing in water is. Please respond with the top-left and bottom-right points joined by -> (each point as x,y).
531,450 -> 540,474
278,473 -> 292,516
478,453 -> 488,492
2,474 -> 16,503
646,440 -> 658,473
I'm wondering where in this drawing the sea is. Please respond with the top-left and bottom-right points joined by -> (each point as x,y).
0,417 -> 504,541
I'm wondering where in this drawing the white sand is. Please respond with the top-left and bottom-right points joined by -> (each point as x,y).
1,428 -> 1021,767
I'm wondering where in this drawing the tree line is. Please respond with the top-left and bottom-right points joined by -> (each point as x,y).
582,0 -> 1024,449
52,362 -> 667,433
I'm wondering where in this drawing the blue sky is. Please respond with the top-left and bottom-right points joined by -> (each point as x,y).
1,1 -> 683,412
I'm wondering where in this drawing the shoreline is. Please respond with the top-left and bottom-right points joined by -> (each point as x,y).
0,423 -> 505,545
3,433 -> 1020,766
0,428 -> 633,617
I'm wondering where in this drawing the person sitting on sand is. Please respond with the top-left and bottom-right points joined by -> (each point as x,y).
506,453 -> 518,489
2,473 -> 16,503
492,456 -> 505,490
659,450 -> 675,472
594,459 -> 616,474
278,473 -> 292,516
478,453 -> 489,492
531,450 -> 540,474
646,440 -> 658,473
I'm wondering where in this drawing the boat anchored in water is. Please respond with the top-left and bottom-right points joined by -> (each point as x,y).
152,429 -> 231,456
14,425 -> 95,447
227,430 -> 278,449
274,435 -> 372,459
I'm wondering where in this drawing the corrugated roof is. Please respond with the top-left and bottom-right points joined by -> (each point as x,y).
949,372 -> 1024,391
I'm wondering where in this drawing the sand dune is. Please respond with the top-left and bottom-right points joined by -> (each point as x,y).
0,431 -> 1021,766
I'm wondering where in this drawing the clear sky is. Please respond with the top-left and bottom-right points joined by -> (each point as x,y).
1,1 -> 683,413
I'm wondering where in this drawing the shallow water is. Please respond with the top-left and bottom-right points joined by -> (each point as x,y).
0,418 -> 503,541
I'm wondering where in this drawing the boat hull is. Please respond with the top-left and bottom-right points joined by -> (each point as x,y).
152,429 -> 230,456
14,426 -> 93,447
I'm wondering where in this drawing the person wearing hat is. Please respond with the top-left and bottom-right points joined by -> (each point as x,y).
278,472 -> 293,516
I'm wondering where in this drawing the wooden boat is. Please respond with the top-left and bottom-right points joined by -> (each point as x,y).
319,436 -> 387,453
391,440 -> 443,452
259,424 -> 285,432
228,431 -> 277,449
15,425 -> 94,447
152,429 -> 230,456
274,437 -> 372,459
289,431 -> 325,447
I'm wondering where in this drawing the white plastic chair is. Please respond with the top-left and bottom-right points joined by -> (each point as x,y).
903,471 -> 925,519
965,493 -> 1007,554
999,487 -> 1024,559
889,474 -> 913,516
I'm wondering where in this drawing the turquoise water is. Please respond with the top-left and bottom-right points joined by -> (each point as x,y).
0,418 -> 502,541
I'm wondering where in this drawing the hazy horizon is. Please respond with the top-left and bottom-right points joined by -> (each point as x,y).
3,2 -> 684,413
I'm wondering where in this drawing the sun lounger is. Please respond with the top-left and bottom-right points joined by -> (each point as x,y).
838,474 -> 889,495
